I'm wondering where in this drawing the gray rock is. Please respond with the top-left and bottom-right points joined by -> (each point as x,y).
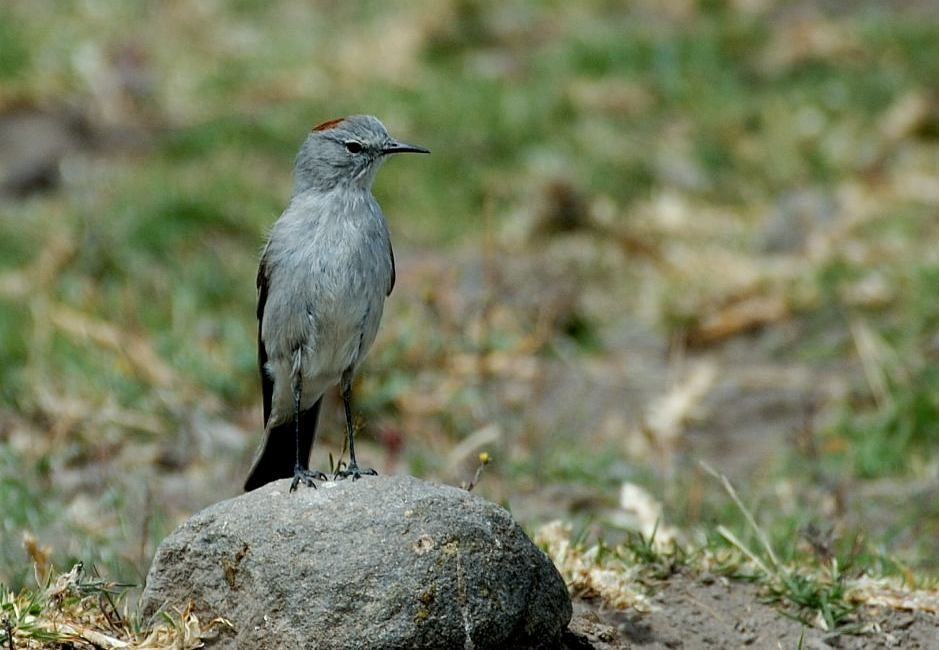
140,474 -> 571,649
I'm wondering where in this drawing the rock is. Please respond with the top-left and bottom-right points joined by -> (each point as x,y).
140,474 -> 571,649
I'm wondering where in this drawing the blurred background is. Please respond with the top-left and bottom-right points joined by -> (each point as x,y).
1,0 -> 939,591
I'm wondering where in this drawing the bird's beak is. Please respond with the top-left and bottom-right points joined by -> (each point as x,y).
382,140 -> 430,155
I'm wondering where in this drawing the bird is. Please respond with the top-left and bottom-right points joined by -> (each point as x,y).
244,115 -> 429,492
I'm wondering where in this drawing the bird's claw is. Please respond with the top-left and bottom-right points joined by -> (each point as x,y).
289,467 -> 328,492
334,463 -> 378,481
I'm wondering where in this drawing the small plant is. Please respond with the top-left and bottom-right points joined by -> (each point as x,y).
771,565 -> 855,631
621,521 -> 685,579
463,451 -> 491,492
701,462 -> 858,631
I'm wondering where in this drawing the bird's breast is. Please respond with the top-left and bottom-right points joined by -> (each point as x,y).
262,195 -> 392,365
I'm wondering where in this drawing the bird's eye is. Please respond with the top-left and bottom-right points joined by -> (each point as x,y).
345,141 -> 363,154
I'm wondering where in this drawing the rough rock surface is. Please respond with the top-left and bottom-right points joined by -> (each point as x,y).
140,474 -> 571,649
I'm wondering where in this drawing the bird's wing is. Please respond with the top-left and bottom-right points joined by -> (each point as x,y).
257,252 -> 274,427
387,240 -> 396,296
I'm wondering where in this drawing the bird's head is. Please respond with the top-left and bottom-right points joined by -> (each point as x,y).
292,115 -> 429,194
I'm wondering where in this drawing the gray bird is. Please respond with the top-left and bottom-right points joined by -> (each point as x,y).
244,115 -> 428,492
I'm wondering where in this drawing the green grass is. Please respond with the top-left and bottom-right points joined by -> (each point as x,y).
812,250 -> 939,478
0,8 -> 30,81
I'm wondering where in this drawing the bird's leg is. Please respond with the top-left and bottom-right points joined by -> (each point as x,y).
289,352 -> 325,491
335,381 -> 377,480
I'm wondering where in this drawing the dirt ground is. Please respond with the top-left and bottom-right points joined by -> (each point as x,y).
563,571 -> 939,649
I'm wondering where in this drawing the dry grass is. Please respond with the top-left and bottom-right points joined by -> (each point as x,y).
0,563 -> 230,649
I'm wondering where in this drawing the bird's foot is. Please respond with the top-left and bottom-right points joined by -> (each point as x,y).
289,466 -> 328,492
334,462 -> 378,481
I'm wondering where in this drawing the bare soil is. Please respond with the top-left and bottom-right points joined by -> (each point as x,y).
563,571 -> 939,649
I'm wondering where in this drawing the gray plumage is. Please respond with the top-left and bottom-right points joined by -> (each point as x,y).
245,115 -> 428,492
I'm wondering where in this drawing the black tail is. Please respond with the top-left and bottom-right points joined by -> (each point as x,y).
244,398 -> 322,491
